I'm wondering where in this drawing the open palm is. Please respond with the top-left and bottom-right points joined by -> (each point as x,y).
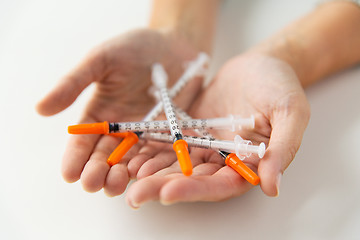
125,53 -> 310,207
37,29 -> 204,197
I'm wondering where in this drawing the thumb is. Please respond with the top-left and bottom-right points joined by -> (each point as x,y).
36,53 -> 104,116
258,102 -> 310,197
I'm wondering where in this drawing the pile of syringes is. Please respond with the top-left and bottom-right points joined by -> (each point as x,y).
68,53 -> 266,185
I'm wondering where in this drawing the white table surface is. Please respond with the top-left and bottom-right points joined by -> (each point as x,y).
1,1 -> 359,239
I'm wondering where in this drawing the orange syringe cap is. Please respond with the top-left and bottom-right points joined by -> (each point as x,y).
173,139 -> 193,176
225,153 -> 260,185
107,131 -> 139,166
68,121 -> 109,134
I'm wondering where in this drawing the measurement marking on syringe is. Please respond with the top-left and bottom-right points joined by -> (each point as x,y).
106,115 -> 254,133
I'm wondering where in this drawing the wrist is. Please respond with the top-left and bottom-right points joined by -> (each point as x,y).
248,1 -> 360,88
149,26 -> 213,54
148,0 -> 220,53
249,35 -> 307,87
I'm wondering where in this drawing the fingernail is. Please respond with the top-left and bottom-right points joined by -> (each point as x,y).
104,191 -> 115,198
129,200 -> 141,209
160,200 -> 174,206
275,173 -> 282,197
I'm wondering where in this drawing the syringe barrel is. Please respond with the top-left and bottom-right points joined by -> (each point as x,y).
141,132 -> 173,143
108,119 -> 210,132
231,115 -> 255,130
205,115 -> 255,131
169,53 -> 209,97
151,63 -> 183,139
144,53 -> 208,122
143,103 -> 163,121
182,136 -> 214,149
141,133 -> 216,149
141,133 -> 266,159
203,118 -> 231,129
151,63 -> 168,89
159,87 -> 183,139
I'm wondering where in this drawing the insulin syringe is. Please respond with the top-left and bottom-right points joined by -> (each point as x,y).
68,116 -> 254,134
151,63 -> 192,176
140,133 -> 265,160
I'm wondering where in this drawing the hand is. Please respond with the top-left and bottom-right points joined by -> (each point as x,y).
36,29 -> 203,195
125,52 -> 310,207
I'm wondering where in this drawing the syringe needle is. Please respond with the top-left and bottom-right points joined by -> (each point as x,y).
151,63 -> 192,176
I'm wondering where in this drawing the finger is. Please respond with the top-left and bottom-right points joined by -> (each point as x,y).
127,142 -> 166,179
126,165 -> 254,207
136,149 -> 177,179
127,153 -> 153,179
151,148 -> 208,177
80,135 -> 120,192
103,163 -> 129,197
36,52 -> 104,116
103,141 -> 143,197
191,162 -> 222,176
126,175 -> 175,209
258,104 -> 310,197
61,116 -> 100,183
160,167 -> 252,204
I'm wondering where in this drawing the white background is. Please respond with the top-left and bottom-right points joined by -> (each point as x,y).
1,0 -> 360,239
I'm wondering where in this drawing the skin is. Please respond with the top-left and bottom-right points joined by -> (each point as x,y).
36,29 -> 204,197
125,53 -> 310,206
36,1 -> 360,207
